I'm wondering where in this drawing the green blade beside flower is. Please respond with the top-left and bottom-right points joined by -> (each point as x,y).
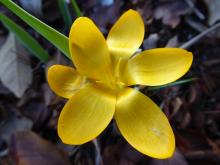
57,0 -> 72,29
0,0 -> 71,59
0,13 -> 49,62
147,77 -> 197,91
71,0 -> 82,17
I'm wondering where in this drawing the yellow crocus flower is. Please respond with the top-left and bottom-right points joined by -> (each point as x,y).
47,9 -> 193,159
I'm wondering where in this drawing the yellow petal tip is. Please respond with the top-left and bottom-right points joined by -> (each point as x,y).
47,65 -> 85,99
124,48 -> 194,86
115,88 -> 176,159
107,9 -> 145,60
57,85 -> 116,145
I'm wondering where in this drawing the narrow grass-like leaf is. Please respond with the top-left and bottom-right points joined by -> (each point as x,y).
71,0 -> 82,17
147,78 -> 197,91
58,0 -> 72,29
0,14 -> 49,62
0,0 -> 71,59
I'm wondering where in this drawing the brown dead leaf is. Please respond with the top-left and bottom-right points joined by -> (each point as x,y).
170,97 -> 183,118
136,1 -> 153,23
19,0 -> 43,17
143,33 -> 159,50
0,33 -> 6,46
150,149 -> 188,165
0,112 -> 33,143
100,0 -> 114,6
179,112 -> 191,129
204,0 -> 220,25
187,85 -> 198,103
42,83 -> 56,106
18,99 -> 50,128
0,33 -> 32,98
9,131 -> 71,165
176,130 -> 210,154
80,0 -> 98,10
166,35 -> 179,47
154,0 -> 190,28
102,139 -> 149,165
0,81 -> 11,95
207,138 -> 220,155
90,0 -> 122,29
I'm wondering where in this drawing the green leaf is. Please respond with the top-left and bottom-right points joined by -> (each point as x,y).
71,0 -> 82,17
0,13 -> 49,62
58,0 -> 72,29
0,0 -> 71,59
147,78 -> 197,91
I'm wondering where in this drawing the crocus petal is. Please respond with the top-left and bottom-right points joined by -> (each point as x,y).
47,65 -> 86,99
58,84 -> 116,144
69,17 -> 113,82
123,48 -> 193,86
115,88 -> 175,158
107,9 -> 145,61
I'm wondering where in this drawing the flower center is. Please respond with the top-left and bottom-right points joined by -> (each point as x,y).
111,78 -> 126,89
94,77 -> 125,91
93,57 -> 127,91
